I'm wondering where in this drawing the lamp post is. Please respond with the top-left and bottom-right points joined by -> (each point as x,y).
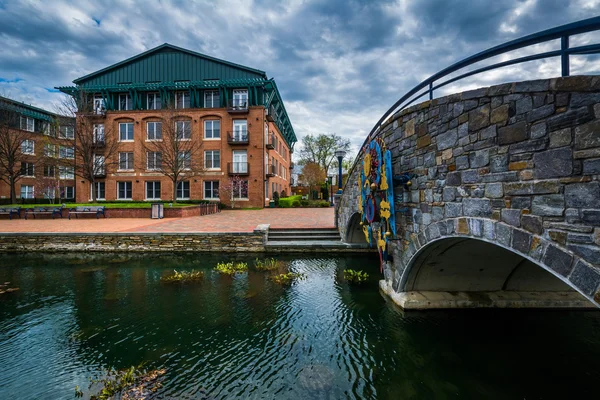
328,175 -> 333,205
334,149 -> 346,194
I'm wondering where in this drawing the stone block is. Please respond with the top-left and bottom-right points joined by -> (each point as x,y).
508,138 -> 548,155
490,104 -> 509,124
568,244 -> 600,265
516,96 -> 532,114
443,187 -> 456,202
514,79 -> 549,93
496,223 -> 512,247
490,154 -> 508,173
504,182 -> 532,195
521,215 -> 543,234
555,93 -> 569,107
549,128 -> 572,148
498,121 -> 528,145
502,209 -> 521,227
456,155 -> 469,170
583,158 -> 600,174
547,107 -> 593,132
567,233 -> 594,244
581,209 -> 600,225
512,229 -> 532,254
574,120 -> 600,150
405,119 -> 415,137
416,135 -> 431,149
508,161 -> 528,170
432,206 -> 444,221
469,149 -> 490,168
570,93 -> 600,108
456,218 -> 469,234
480,172 -> 519,183
543,244 -> 574,277
526,104 -> 555,123
569,260 -> 600,296
531,194 -> 564,217
565,183 -> 600,208
458,122 -> 469,138
469,104 -> 490,131
533,148 -> 573,179
530,122 -> 547,139
445,202 -> 463,218
511,197 -> 531,210
461,170 -> 480,184
533,94 -> 546,108
485,183 -> 503,198
463,198 -> 493,217
436,128 -> 458,150
479,125 -> 497,140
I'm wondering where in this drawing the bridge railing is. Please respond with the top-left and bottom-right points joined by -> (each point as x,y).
348,16 -> 600,184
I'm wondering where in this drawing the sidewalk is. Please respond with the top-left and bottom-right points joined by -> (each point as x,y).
0,208 -> 335,233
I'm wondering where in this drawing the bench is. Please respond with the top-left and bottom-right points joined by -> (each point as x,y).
68,206 -> 106,219
24,206 -> 63,220
0,207 -> 21,220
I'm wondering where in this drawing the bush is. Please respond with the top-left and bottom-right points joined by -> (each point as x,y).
161,270 -> 204,284
300,200 -> 310,207
278,195 -> 302,208
214,261 -> 248,275
292,200 -> 301,207
273,191 -> 280,207
280,190 -> 287,198
344,269 -> 369,284
319,201 -> 330,207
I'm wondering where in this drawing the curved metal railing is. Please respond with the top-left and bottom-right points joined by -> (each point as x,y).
348,16 -> 600,181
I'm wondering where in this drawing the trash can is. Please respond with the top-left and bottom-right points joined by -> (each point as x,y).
151,203 -> 164,219
269,200 -> 275,208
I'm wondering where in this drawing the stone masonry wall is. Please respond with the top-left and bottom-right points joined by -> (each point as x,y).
338,76 -> 600,303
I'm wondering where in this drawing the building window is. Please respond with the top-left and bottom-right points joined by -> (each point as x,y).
94,155 -> 105,176
175,121 -> 191,140
43,187 -> 55,200
94,124 -> 105,143
147,93 -> 161,110
204,90 -> 220,108
204,150 -> 220,169
119,122 -> 134,141
43,165 -> 55,178
94,96 -> 105,114
59,166 -> 74,180
21,162 -> 34,177
232,150 -> 247,174
20,116 -> 34,132
232,89 -> 248,108
42,122 -> 51,136
147,121 -> 162,140
204,181 -> 219,199
93,182 -> 105,200
117,181 -> 132,200
59,126 -> 74,139
204,120 -> 220,139
178,151 -> 191,170
176,181 -> 190,200
119,152 -> 134,170
232,120 -> 247,141
21,139 -> 34,155
147,151 -> 162,170
146,181 -> 161,200
20,185 -> 34,199
62,186 -> 74,199
118,94 -> 132,110
59,146 -> 74,159
175,92 -> 190,109
233,180 -> 248,199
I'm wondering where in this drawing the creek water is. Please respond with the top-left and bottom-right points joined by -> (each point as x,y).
0,252 -> 599,399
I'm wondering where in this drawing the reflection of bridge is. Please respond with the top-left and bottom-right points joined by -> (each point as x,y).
336,18 -> 600,309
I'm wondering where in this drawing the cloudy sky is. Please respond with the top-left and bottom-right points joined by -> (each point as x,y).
0,0 -> 599,159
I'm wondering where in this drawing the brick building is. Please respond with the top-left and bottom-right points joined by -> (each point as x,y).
0,96 -> 76,202
57,43 -> 296,208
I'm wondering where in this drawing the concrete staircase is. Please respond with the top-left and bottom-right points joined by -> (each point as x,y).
266,228 -> 371,251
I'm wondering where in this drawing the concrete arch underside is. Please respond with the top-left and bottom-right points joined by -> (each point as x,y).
380,219 -> 600,310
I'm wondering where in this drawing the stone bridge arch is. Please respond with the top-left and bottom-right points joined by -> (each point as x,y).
337,76 -> 600,309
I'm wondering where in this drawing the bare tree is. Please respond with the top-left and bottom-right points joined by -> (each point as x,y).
0,105 -> 43,203
141,106 -> 204,201
56,91 -> 119,202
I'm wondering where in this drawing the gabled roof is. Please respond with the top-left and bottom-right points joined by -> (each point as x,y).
73,43 -> 267,85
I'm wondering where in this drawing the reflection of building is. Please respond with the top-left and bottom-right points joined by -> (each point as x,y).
57,44 -> 296,207
0,96 -> 76,201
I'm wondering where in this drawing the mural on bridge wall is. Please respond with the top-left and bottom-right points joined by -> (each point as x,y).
358,137 -> 398,271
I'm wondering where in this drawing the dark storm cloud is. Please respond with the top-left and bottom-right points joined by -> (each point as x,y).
0,0 -> 598,156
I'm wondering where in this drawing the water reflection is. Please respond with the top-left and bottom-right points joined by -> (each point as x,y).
0,253 -> 599,399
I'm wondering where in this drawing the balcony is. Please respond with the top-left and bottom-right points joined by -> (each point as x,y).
289,162 -> 294,170
266,133 -> 275,149
228,162 -> 249,176
227,100 -> 249,114
266,164 -> 276,177
92,139 -> 105,148
266,105 -> 277,122
227,131 -> 249,145
93,169 -> 106,178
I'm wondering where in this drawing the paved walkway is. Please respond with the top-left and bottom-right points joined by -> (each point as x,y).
0,208 -> 335,233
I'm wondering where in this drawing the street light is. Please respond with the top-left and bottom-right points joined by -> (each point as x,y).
334,149 -> 346,194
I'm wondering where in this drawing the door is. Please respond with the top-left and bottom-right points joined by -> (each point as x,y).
232,151 -> 247,174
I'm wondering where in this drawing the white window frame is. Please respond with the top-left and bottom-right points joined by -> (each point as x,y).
232,89 -> 248,108
118,152 -> 134,171
233,120 -> 247,141
204,150 -> 220,170
62,186 -> 75,199
59,145 -> 74,159
94,155 -> 105,176
59,166 -> 74,180
233,180 -> 249,199
21,139 -> 35,155
232,150 -> 248,174
147,92 -> 161,110
59,125 -> 75,139
20,185 -> 34,199
204,180 -> 219,200
145,181 -> 161,200
117,181 -> 132,200
21,162 -> 34,177
93,96 -> 105,114
175,91 -> 190,109
119,122 -> 134,141
204,119 -> 220,139
93,124 -> 105,143
147,151 -> 162,171
178,151 -> 191,170
92,182 -> 105,200
146,121 -> 162,141
176,181 -> 190,200
43,187 -> 56,200
118,94 -> 132,111
43,165 -> 55,178
175,121 -> 191,140
204,90 -> 220,108
20,116 -> 35,132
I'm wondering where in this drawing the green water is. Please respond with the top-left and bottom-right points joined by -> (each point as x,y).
0,253 -> 599,399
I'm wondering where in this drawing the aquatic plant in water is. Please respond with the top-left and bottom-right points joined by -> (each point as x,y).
75,366 -> 166,399
214,262 -> 248,275
254,257 -> 284,271
271,272 -> 306,286
0,282 -> 19,295
160,270 -> 204,284
343,269 -> 369,284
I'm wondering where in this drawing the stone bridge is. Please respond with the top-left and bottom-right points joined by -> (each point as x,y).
337,76 -> 600,309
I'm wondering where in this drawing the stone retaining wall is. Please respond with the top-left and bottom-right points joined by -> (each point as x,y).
0,204 -> 219,219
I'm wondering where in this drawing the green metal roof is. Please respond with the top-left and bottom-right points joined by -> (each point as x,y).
0,95 -> 57,122
73,43 -> 267,86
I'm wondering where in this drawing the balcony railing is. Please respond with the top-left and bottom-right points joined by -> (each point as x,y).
227,131 -> 249,145
266,105 -> 277,122
266,164 -> 276,177
93,169 -> 106,178
92,139 -> 105,148
227,100 -> 249,114
227,162 -> 249,175
266,133 -> 275,149
289,162 -> 294,170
